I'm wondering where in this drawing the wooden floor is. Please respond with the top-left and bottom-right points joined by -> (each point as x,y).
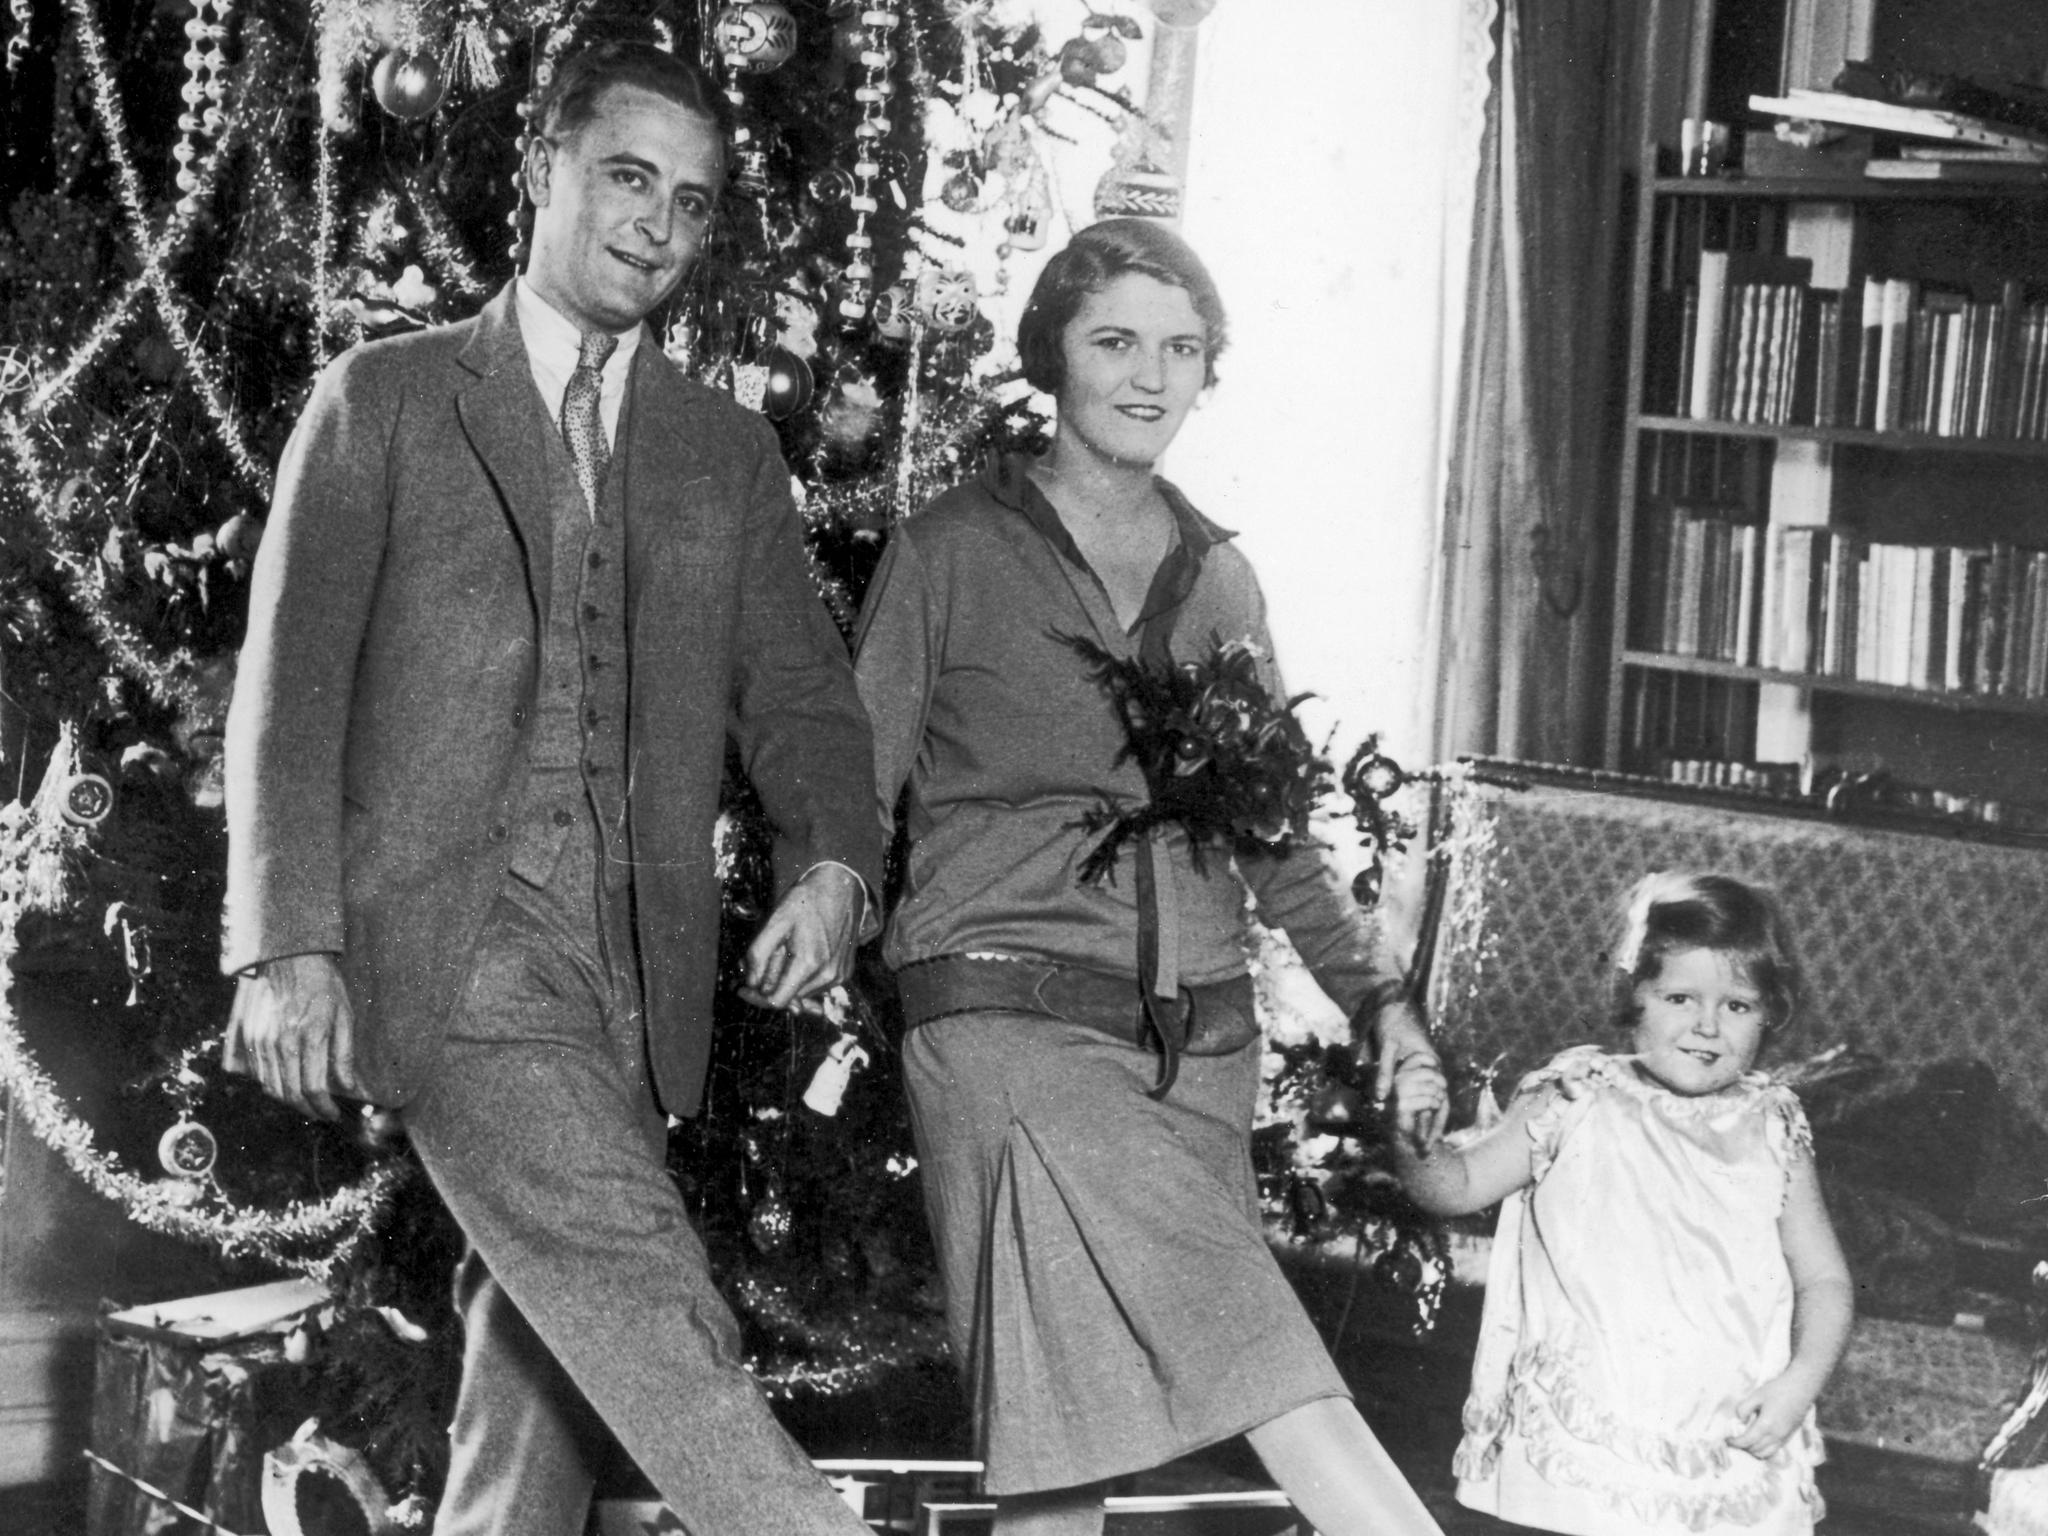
0,1426 -> 1989,1535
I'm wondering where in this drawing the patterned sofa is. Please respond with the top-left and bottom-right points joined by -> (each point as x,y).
1419,762 -> 2048,1472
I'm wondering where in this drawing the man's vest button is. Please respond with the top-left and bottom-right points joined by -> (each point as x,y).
488,823 -> 507,842
552,809 -> 574,828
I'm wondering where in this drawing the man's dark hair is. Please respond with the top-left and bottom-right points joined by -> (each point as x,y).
1016,216 -> 1228,394
532,39 -> 734,150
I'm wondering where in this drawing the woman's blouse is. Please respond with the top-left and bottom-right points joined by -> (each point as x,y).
1456,1045 -> 1825,1536
851,455 -> 1395,1010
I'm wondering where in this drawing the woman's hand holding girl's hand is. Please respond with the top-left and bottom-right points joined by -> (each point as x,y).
1366,996 -> 1447,1155
1728,1375 -> 1812,1459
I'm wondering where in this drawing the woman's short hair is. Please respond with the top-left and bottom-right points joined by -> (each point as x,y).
1605,871 -> 1803,1039
1017,217 -> 1228,394
533,39 -> 733,150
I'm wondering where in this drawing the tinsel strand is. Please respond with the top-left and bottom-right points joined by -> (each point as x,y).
24,76 -> 239,418
313,119 -> 340,363
0,901 -> 401,1285
0,414 -> 206,712
63,0 -> 272,495
403,175 -> 490,300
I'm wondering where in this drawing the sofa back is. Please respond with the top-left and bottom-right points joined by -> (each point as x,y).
1425,768 -> 2048,1109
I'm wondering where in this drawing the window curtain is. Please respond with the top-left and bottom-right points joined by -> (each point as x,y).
1427,0 -> 1648,766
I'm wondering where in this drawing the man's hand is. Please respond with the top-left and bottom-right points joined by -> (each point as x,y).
222,952 -> 364,1121
740,864 -> 866,1012
1361,993 -> 1447,1155
1728,1374 -> 1812,1460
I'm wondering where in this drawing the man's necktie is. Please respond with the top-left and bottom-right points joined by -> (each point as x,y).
561,331 -> 618,516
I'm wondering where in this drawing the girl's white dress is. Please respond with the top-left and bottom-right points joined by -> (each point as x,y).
1455,1045 -> 1826,1536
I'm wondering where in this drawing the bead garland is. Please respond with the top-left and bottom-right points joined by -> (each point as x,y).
172,0 -> 234,220
63,0 -> 271,496
835,7 -> 901,322
6,0 -> 28,73
508,0 -> 605,265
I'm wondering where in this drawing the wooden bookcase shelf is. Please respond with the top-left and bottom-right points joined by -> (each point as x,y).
1632,413 -> 2048,458
1650,174 -> 2048,203
1620,650 -> 2048,718
1605,124 -> 2048,817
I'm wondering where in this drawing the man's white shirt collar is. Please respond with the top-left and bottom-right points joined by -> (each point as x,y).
514,277 -> 641,448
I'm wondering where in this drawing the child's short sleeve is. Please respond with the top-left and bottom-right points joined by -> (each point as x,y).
1511,1044 -> 1608,1184
1761,1082 -> 1815,1203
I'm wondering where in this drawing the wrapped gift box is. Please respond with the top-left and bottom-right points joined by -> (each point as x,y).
86,1279 -> 327,1536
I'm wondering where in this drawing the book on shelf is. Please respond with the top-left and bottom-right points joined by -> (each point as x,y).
1865,158 -> 2048,182
1661,264 -> 2048,442
1639,504 -> 1761,665
1747,88 -> 2048,158
1726,530 -> 2048,698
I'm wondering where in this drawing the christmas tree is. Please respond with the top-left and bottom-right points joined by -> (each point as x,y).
0,0 -> 1223,1510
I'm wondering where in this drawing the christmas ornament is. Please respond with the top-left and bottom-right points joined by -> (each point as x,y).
730,361 -> 769,413
262,1421 -> 397,1536
714,3 -> 797,73
871,280 -> 915,342
216,512 -> 263,562
801,1030 -> 870,1116
1086,31 -> 1129,75
914,267 -> 978,333
1057,36 -> 1099,88
808,166 -> 855,207
748,1184 -> 794,1254
819,373 -> 884,449
133,331 -> 181,385
370,51 -> 446,122
157,1117 -> 218,1179
939,169 -> 980,212
760,347 -> 814,420
732,143 -> 772,198
1000,205 -> 1048,254
1093,157 -> 1182,221
60,772 -> 114,829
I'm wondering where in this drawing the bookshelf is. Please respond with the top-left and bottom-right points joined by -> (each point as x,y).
1604,162 -> 2048,831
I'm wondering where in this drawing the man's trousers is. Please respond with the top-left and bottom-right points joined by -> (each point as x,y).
402,884 -> 869,1536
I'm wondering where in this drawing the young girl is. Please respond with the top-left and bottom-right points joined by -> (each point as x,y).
1397,871 -> 1853,1536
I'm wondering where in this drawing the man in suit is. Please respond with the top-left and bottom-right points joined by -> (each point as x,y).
221,41 -> 883,1536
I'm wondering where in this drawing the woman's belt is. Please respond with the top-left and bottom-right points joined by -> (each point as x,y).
894,954 -> 1259,1096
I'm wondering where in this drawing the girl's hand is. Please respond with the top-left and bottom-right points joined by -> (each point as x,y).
1364,996 -> 1447,1154
1728,1376 -> 1811,1459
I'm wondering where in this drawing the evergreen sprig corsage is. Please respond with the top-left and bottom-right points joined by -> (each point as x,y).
1060,631 -> 1335,884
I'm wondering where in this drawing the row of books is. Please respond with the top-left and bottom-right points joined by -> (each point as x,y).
1760,531 -> 2048,697
1636,504 -> 1761,663
1673,259 -> 2048,440
1637,505 -> 2048,698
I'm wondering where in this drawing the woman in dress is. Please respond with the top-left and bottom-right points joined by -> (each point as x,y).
852,218 -> 1448,1536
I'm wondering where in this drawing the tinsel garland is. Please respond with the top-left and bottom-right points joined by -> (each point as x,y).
1419,766 -> 1504,1034
0,930 -> 405,1283
62,0 -> 274,496
732,1274 -> 945,1401
0,776 -> 402,1283
21,101 -> 239,419
403,174 -> 490,301
0,414 -> 207,712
